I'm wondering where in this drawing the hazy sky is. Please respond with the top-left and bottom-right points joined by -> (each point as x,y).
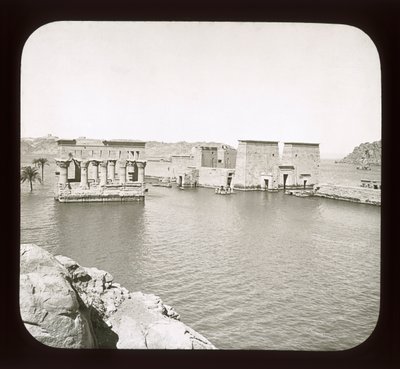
21,22 -> 381,158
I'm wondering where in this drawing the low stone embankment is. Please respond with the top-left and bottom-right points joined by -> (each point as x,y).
20,244 -> 216,349
313,184 -> 381,205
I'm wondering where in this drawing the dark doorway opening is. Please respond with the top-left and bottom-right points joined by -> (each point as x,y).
132,163 -> 138,182
283,174 -> 288,190
303,180 -> 307,189
68,160 -> 81,183
178,176 -> 183,186
264,179 -> 269,190
227,177 -> 232,187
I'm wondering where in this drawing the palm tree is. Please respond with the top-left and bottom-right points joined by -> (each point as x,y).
21,166 -> 41,192
32,158 -> 49,183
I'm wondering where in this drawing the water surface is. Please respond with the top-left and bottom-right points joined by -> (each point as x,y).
20,159 -> 380,350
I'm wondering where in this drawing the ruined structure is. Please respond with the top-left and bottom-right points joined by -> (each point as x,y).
146,145 -> 237,188
54,138 -> 147,202
123,138 -> 319,192
232,140 -> 320,191
191,145 -> 236,169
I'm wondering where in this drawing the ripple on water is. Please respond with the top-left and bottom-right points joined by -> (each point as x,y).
20,167 -> 380,350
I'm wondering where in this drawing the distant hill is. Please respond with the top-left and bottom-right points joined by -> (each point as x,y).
145,141 -> 234,158
339,140 -> 381,166
20,136 -> 234,158
20,135 -> 59,156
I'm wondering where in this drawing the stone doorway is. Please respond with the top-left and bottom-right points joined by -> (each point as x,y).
283,174 -> 288,190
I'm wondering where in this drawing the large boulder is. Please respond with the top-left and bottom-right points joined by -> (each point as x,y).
20,244 -> 216,349
20,244 -> 96,348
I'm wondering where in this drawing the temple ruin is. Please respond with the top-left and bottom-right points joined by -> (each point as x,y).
55,137 -> 319,197
146,139 -> 320,191
232,140 -> 320,191
54,138 -> 147,202
146,145 -> 237,188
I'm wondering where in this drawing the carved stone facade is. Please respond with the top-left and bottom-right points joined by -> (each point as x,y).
233,140 -> 320,191
54,138 -> 147,202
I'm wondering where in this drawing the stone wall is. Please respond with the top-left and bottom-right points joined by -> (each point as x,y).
56,183 -> 146,203
191,146 -> 236,169
233,141 -> 280,190
217,147 -> 237,169
281,143 -> 320,187
175,168 -> 199,187
313,184 -> 381,205
200,147 -> 218,167
198,168 -> 235,187
170,156 -> 194,179
20,244 -> 216,349
146,159 -> 172,178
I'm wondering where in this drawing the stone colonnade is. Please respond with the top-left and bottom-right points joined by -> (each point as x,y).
55,159 -> 146,188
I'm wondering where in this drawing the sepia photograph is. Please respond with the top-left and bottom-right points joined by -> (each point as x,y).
20,21 -> 381,350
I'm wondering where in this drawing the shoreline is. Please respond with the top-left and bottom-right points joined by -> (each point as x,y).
313,184 -> 381,206
286,184 -> 381,206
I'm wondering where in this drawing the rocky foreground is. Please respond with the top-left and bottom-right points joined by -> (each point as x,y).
20,244 -> 216,349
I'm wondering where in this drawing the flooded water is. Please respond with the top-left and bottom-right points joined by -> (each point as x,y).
20,158 -> 380,350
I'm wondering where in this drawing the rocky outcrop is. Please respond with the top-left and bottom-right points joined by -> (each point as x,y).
339,140 -> 381,166
20,244 -> 95,348
20,244 -> 216,349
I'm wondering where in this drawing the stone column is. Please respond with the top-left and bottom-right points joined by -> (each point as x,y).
99,161 -> 108,186
56,160 -> 69,185
80,161 -> 89,188
126,160 -> 135,182
136,161 -> 146,183
118,160 -> 127,185
108,160 -> 116,182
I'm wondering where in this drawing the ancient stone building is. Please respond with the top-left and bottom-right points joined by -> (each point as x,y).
217,145 -> 236,169
198,167 -> 235,188
190,145 -> 237,169
54,138 -> 147,202
233,140 -> 280,190
191,146 -> 218,168
279,142 -> 320,189
145,144 -> 237,188
145,157 -> 172,179
170,156 -> 198,187
143,140 -> 319,191
232,140 -> 320,191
